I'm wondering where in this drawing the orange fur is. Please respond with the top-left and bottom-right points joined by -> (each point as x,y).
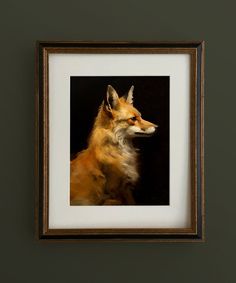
70,85 -> 157,205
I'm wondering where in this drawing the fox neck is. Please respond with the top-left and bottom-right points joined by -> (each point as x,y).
89,128 -> 138,183
87,108 -> 139,183
89,126 -> 134,152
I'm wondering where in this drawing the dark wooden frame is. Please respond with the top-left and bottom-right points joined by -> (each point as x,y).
35,41 -> 205,242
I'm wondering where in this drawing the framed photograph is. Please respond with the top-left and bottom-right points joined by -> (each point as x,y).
35,41 -> 205,242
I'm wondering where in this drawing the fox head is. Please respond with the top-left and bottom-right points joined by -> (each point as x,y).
101,85 -> 158,138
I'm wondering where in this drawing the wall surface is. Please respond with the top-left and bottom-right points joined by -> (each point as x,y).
0,0 -> 235,282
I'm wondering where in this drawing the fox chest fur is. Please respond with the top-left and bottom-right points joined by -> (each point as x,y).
70,134 -> 139,205
103,137 -> 139,182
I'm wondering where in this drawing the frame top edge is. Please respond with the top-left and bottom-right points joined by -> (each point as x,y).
36,40 -> 204,49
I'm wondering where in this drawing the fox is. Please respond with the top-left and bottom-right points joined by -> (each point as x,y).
70,85 -> 158,205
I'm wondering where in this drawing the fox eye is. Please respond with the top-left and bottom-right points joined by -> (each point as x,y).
130,116 -> 137,121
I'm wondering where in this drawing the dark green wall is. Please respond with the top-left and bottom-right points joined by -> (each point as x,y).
1,0 -> 235,282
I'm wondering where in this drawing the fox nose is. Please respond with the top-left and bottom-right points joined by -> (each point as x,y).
152,124 -> 158,134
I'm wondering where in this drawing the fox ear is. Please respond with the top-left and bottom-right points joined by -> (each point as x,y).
123,85 -> 134,104
104,85 -> 119,111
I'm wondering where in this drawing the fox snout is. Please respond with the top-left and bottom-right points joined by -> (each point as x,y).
141,124 -> 158,135
138,122 -> 158,136
139,118 -> 158,133
127,118 -> 158,137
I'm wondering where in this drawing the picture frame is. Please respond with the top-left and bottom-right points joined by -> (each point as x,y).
35,41 -> 205,242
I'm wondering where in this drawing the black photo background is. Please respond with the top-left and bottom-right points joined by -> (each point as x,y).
70,77 -> 169,205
